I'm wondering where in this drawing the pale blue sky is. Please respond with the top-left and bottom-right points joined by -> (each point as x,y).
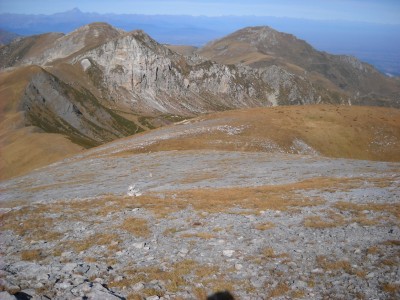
1,0 -> 399,24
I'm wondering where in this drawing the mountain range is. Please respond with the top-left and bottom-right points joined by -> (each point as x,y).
1,8 -> 400,76
1,22 -> 400,179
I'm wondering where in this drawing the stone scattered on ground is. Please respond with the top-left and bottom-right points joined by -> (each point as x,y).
1,150 -> 399,299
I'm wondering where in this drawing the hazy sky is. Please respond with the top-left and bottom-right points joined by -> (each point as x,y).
1,0 -> 399,24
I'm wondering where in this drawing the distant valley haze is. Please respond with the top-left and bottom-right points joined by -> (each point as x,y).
1,0 -> 400,76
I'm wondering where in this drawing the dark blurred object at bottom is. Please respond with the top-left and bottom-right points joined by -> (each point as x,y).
207,290 -> 235,300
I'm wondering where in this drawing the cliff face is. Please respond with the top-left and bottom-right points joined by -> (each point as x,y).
21,69 -> 143,147
73,29 -> 333,116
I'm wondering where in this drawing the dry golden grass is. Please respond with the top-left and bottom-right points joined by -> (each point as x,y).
291,290 -> 306,298
382,240 -> 400,246
1,208 -> 63,241
354,270 -> 367,278
126,294 -> 142,300
107,105 -> 400,162
381,259 -> 397,266
108,259 -> 246,298
179,171 -> 220,184
120,217 -> 150,237
63,233 -> 121,253
254,221 -> 275,231
316,256 -> 353,274
20,249 -> 43,261
367,246 -> 380,255
0,130 -> 84,180
141,288 -> 164,297
334,201 -> 400,219
153,178 -> 330,215
110,259 -> 222,295
85,257 -> 98,263
304,198 -> 399,229
303,212 -> 346,229
262,247 -> 289,260
212,227 -> 224,232
192,288 -> 208,299
63,177 -> 338,220
4,174 -> 380,247
180,232 -> 216,239
268,282 -> 290,298
163,227 -> 182,236
382,283 -> 400,294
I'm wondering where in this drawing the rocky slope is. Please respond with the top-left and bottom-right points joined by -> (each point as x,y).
1,105 -> 399,299
21,68 -> 143,146
198,26 -> 400,107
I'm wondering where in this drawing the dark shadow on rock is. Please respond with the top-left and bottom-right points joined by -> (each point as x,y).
207,290 -> 235,300
14,292 -> 33,300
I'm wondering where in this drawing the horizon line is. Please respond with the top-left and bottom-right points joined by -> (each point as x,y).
1,8 -> 400,26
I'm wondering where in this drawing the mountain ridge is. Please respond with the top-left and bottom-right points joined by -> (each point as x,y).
1,9 -> 399,76
1,22 -> 399,179
198,26 -> 400,107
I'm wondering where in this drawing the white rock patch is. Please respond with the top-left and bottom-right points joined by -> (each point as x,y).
80,58 -> 91,71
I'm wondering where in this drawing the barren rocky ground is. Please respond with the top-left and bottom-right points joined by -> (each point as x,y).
1,111 -> 400,300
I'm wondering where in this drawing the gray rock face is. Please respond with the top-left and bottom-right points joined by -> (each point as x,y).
0,23 -> 123,68
73,30 -> 326,115
20,68 -> 143,146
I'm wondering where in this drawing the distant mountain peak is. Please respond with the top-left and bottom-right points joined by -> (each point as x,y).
70,7 -> 82,13
66,22 -> 124,42
231,26 -> 297,44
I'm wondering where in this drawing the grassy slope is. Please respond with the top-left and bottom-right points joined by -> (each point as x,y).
0,62 -> 146,180
113,105 -> 400,162
0,66 -> 83,180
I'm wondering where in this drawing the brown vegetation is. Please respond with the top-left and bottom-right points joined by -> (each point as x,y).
316,255 -> 353,274
180,232 -> 216,239
268,282 -> 290,298
109,105 -> 400,163
254,221 -> 275,231
120,217 -> 150,237
20,249 -> 43,261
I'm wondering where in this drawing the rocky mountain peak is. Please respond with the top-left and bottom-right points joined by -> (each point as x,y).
236,26 -> 279,43
70,7 -> 82,13
0,22 -> 124,68
220,26 -> 298,48
198,25 -> 400,106
64,22 -> 124,49
127,29 -> 175,57
72,22 -> 124,36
